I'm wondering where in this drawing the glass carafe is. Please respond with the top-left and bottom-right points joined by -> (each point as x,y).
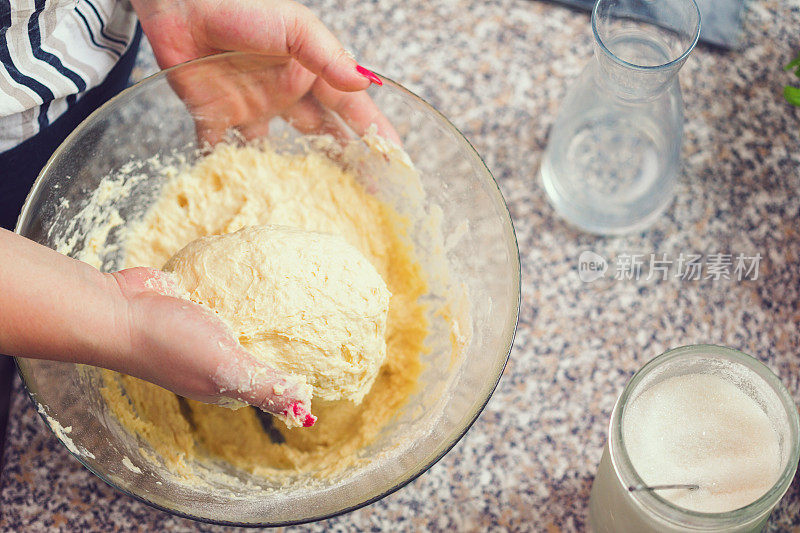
540,0 -> 701,235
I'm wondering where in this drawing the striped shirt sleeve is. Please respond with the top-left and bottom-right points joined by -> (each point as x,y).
0,0 -> 138,152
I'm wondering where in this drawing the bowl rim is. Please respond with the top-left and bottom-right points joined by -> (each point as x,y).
14,51 -> 522,527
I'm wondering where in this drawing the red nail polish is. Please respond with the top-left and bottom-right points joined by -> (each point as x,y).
291,402 -> 317,427
356,65 -> 383,86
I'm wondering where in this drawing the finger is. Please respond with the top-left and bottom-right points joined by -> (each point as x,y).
280,92 -> 353,141
167,54 -> 319,146
202,0 -> 374,92
165,57 -> 242,146
212,348 -> 316,428
312,79 -> 402,144
280,1 -> 374,91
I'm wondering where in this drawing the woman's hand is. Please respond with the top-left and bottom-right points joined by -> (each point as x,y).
110,267 -> 316,427
0,229 -> 315,427
131,0 -> 375,90
130,0 -> 398,144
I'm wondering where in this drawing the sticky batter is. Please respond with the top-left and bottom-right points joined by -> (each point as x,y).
100,139 -> 428,477
164,224 -> 391,405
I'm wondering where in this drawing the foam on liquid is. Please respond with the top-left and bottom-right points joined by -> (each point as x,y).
624,373 -> 782,513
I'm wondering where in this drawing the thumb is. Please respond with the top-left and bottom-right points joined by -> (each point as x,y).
110,266 -> 182,297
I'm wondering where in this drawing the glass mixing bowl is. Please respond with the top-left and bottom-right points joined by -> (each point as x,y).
14,52 -> 520,526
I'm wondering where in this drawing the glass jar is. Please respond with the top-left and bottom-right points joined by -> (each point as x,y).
589,345 -> 800,532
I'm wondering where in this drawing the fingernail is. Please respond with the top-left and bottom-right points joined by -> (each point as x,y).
292,402 -> 317,427
356,65 -> 383,86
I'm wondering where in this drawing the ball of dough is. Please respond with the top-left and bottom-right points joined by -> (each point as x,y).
163,225 -> 391,403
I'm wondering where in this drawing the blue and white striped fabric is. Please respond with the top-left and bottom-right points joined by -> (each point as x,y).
0,0 -> 138,152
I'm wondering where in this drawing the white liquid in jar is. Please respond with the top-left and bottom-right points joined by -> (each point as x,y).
623,373 -> 783,513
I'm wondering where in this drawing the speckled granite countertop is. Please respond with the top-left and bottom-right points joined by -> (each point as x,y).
2,0 -> 800,530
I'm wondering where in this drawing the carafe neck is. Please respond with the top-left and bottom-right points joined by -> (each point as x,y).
590,0 -> 700,102
593,41 -> 685,101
